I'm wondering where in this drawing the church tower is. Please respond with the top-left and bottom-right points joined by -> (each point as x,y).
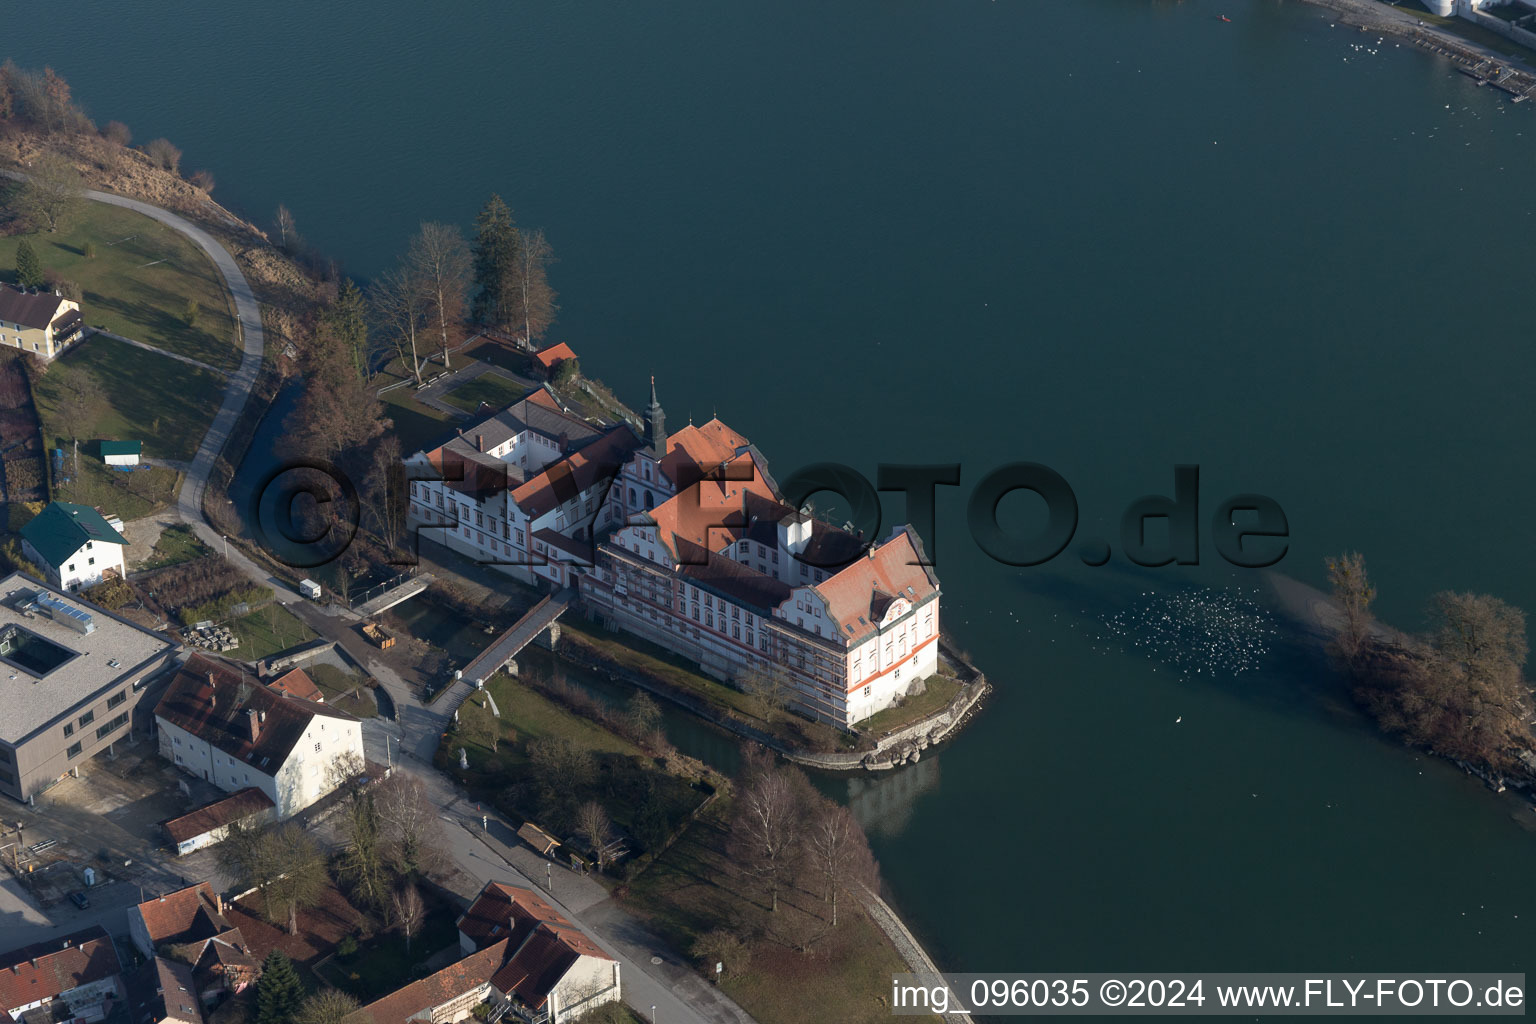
645,376 -> 666,458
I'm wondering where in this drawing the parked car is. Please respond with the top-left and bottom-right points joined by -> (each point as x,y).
69,891 -> 89,909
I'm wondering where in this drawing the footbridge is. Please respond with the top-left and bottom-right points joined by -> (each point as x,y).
457,589 -> 573,688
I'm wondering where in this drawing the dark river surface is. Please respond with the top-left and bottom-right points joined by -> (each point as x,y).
14,0 -> 1536,989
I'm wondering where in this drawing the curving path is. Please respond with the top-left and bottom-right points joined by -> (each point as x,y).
71,190 -> 301,602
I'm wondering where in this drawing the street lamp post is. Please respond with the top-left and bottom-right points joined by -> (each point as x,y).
221,535 -> 228,559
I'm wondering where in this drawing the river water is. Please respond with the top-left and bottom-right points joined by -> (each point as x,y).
15,0 -> 1536,985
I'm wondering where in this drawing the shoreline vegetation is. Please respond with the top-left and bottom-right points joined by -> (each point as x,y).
0,61 -> 964,1023
1305,554 -> 1536,794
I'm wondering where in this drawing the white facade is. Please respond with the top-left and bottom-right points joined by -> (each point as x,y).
155,712 -> 362,819
21,534 -> 125,593
543,955 -> 622,1022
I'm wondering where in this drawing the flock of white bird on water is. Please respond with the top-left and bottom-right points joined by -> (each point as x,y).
1089,587 -> 1279,684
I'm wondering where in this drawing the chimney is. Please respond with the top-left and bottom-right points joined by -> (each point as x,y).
246,708 -> 260,742
214,892 -> 224,916
476,434 -> 485,452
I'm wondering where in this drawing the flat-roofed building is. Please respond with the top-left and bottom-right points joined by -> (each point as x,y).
0,573 -> 177,804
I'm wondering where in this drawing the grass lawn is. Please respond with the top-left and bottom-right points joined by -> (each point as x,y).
315,903 -> 459,1001
382,388 -> 457,454
623,800 -> 933,1024
56,456 -> 180,522
0,199 -> 240,371
440,372 -> 526,414
33,335 -> 223,462
444,669 -> 704,846
229,603 -> 316,661
139,523 -> 212,570
308,663 -> 379,719
859,674 -> 962,738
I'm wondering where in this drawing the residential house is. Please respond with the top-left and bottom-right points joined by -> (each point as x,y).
19,502 -> 128,592
455,882 -> 620,1024
149,958 -> 204,1024
0,285 -> 84,361
0,573 -> 178,805
128,883 -> 230,960
0,927 -> 124,1024
153,654 -> 364,818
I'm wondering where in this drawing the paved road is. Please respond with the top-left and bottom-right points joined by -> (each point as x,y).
64,191 -> 754,1024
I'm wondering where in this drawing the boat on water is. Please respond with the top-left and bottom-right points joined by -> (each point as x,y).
1220,15 -> 1232,22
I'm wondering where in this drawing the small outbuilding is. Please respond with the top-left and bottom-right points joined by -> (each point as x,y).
99,440 -> 142,468
517,821 -> 561,858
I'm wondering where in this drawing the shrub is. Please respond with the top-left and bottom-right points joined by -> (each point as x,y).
143,137 -> 182,173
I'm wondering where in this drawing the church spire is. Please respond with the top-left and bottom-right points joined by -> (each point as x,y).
645,375 -> 666,458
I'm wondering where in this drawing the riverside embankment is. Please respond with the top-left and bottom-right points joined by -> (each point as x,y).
1302,0 -> 1536,97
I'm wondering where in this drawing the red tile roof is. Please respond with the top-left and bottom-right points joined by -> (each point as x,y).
814,526 -> 938,644
347,940 -> 508,1024
154,655 -> 357,775
511,426 -> 639,518
266,667 -> 323,702
0,927 -> 122,1013
532,342 -> 577,371
454,883 -> 612,1010
457,883 -> 564,952
131,883 -> 226,948
163,788 -> 275,845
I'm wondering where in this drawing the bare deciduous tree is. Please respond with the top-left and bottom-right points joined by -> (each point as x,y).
1325,552 -> 1376,663
275,204 -> 296,251
408,222 -> 471,370
264,824 -> 329,935
391,884 -> 425,953
143,137 -> 182,174
50,363 -> 103,444
102,121 -> 131,147
512,228 -> 557,345
730,762 -> 804,913
370,262 -> 430,385
576,801 -> 614,869
293,989 -> 359,1024
458,695 -> 501,753
19,152 -> 82,233
376,773 -> 447,879
804,803 -> 875,926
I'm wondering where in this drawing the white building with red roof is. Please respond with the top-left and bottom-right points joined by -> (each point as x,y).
404,386 -> 640,590
0,928 -> 123,1024
582,384 -> 941,728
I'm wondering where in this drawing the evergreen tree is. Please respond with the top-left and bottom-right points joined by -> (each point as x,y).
323,279 -> 369,380
15,239 -> 43,288
256,951 -> 303,1024
471,194 -> 519,328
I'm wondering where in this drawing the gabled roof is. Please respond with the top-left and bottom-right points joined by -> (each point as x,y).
457,883 -> 565,952
266,667 -> 323,702
346,940 -> 508,1024
0,285 -> 70,331
154,655 -> 357,776
98,440 -> 142,457
19,502 -> 127,568
511,426 -> 639,518
815,526 -> 939,644
190,930 -> 258,987
421,388 -> 601,502
0,927 -> 121,1012
455,883 -> 612,1010
532,342 -> 576,370
131,883 -> 228,949
640,451 -> 780,564
152,957 -> 204,1024
163,787 -> 275,845
516,823 -> 560,856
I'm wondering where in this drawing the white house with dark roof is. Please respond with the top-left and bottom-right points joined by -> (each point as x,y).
19,502 -> 127,592
153,654 -> 363,818
0,284 -> 84,361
